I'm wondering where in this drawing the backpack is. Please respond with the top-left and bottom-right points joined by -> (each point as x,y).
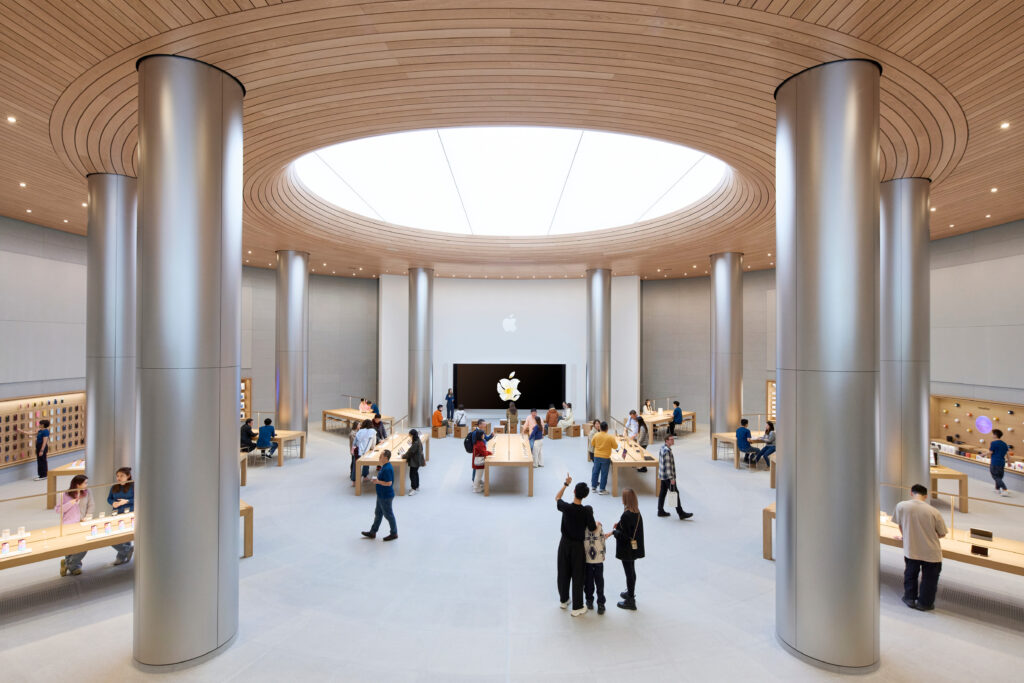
464,433 -> 474,453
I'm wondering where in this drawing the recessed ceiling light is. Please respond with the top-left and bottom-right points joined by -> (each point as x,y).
322,262 -> 326,267
25,208 -> 31,213
767,252 -> 771,256
770,262 -> 774,266
986,214 -> 991,218
656,268 -> 661,272
663,274 -> 667,278
247,250 -> 251,254
6,116 -> 15,123
692,265 -> 697,269
245,259 -> 249,263
991,187 -> 998,193
747,265 -> 751,269
332,271 -> 336,274
949,224 -> 954,228
312,268 -> 315,272
63,219 -> 68,223
358,267 -> 363,271
352,272 -> 356,276
81,202 -> 87,207
1000,122 -> 1010,129
19,182 -> 26,187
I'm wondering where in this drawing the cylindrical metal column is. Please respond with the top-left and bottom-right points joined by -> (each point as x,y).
775,59 -> 881,672
408,267 -> 433,428
586,268 -> 611,422
275,250 -> 309,433
135,55 -> 244,667
710,252 -> 743,437
879,178 -> 931,513
86,173 -> 137,505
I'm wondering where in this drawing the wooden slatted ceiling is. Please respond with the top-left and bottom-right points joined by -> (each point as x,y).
0,0 -> 1019,278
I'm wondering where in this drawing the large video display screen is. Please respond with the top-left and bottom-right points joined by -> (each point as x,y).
453,363 -> 566,410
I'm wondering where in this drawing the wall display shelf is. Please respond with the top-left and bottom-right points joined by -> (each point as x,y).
0,392 -> 86,470
766,380 -> 776,422
930,394 -> 1023,475
240,377 -> 252,421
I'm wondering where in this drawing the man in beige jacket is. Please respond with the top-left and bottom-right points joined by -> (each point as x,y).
892,484 -> 948,611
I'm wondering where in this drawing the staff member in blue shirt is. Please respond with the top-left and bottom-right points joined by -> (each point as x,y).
987,429 -> 1010,496
445,388 -> 455,421
736,418 -> 762,465
361,450 -> 398,541
668,401 -> 683,436
20,419 -> 51,481
256,418 -> 278,458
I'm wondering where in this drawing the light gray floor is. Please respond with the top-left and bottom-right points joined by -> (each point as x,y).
1,425 -> 1023,682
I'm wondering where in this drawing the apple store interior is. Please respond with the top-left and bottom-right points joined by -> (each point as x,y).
3,2 -> 1024,681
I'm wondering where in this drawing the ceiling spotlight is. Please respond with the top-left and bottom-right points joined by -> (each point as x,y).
247,250 -> 251,254
986,214 -> 991,218
770,262 -> 774,266
332,271 -> 336,274
323,262 -> 326,267
747,265 -> 751,269
358,267 -> 362,271
82,202 -> 87,207
949,224 -> 954,228
25,208 -> 31,213
19,182 -> 26,187
991,187 -> 998,193
245,259 -> 249,263
1000,122 -> 1010,129
930,207 -> 936,212
63,219 -> 68,223
352,272 -> 356,276
656,268 -> 661,272
268,263 -> 272,266
6,116 -> 15,123
767,252 -> 772,256
692,265 -> 697,269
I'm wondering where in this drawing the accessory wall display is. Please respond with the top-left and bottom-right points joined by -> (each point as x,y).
930,394 -> 1023,474
765,380 -> 776,422
0,392 -> 86,469
239,377 -> 252,421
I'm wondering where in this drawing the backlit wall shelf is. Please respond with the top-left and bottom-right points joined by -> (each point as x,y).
0,393 -> 86,470
766,380 -> 776,422
930,394 -> 1022,474
240,377 -> 252,421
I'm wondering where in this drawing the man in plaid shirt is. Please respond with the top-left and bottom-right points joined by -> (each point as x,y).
657,435 -> 693,520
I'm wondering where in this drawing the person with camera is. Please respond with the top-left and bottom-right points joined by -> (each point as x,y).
556,473 -> 597,617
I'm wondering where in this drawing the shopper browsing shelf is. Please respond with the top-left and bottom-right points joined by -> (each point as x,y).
892,484 -> 948,611
361,449 -> 397,541
406,429 -> 425,495
590,422 -> 618,495
987,429 -> 1010,495
57,474 -> 94,576
19,419 -> 50,481
256,418 -> 278,459
657,436 -> 692,520
555,474 -> 597,617
107,467 -> 134,565
612,488 -> 645,610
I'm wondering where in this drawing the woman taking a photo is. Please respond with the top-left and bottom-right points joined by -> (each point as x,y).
612,488 -> 645,610
586,419 -> 601,462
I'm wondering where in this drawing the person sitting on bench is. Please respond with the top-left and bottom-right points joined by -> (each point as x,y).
240,418 -> 257,453
736,418 -> 761,465
257,418 -> 278,458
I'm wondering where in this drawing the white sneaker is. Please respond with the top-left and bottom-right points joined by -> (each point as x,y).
1000,490 -> 1010,497
571,606 -> 587,617
34,476 -> 46,481
560,601 -> 569,610
408,489 -> 418,496
598,489 -> 610,496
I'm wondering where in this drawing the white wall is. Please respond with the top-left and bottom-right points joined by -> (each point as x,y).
611,276 -> 641,420
432,278 -> 588,415
377,275 -> 409,420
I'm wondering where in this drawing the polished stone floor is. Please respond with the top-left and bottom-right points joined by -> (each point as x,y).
1,425 -> 1023,682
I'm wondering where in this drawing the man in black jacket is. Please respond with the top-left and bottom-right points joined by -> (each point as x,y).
240,418 -> 257,452
556,474 -> 597,617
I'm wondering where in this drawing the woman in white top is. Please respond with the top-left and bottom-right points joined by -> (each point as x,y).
643,399 -> 655,414
452,404 -> 468,427
557,402 -> 575,429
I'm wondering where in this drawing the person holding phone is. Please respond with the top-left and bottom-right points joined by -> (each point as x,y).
20,419 -> 50,481
556,474 -> 597,617
107,467 -> 135,565
361,450 -> 397,541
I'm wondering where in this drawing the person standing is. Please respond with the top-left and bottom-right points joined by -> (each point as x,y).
20,419 -> 51,481
471,433 -> 493,493
892,484 -> 948,611
625,410 -> 639,440
669,401 -> 683,436
586,419 -> 601,462
987,429 -> 1010,496
612,488 -> 645,610
636,415 -> 650,473
584,519 -> 612,615
505,401 -> 519,435
657,435 -> 693,520
361,450 -> 397,541
530,419 -> 544,467
107,466 -> 135,565
58,474 -> 94,576
556,474 -> 597,617
352,419 -> 378,486
405,429 -> 425,496
444,388 -> 455,422
372,413 -> 387,441
240,418 -> 257,453
522,408 -> 540,435
590,422 -> 618,495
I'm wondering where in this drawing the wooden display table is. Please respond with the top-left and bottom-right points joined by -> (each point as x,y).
321,408 -> 394,434
354,432 -> 430,497
711,431 -> 765,468
46,460 -> 85,509
239,451 -> 248,486
931,465 -> 969,512
640,410 -> 696,435
271,430 -> 307,467
762,503 -> 1024,575
483,434 -> 533,497
1,500 -> 254,571
610,438 -> 658,496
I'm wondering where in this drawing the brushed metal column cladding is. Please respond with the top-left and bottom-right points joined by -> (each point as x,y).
586,268 -> 611,422
775,59 -> 881,672
275,250 -> 309,433
86,173 -> 137,501
710,252 -> 743,437
408,267 -> 434,427
135,55 -> 243,667
879,178 -> 931,514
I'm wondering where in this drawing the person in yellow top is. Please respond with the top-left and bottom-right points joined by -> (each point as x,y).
431,404 -> 444,428
590,421 -> 619,495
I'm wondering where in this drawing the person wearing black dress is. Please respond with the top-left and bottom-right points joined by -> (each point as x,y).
556,474 -> 597,617
613,487 -> 645,610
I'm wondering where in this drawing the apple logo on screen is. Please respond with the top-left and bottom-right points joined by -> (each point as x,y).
502,314 -> 517,333
497,372 -> 521,401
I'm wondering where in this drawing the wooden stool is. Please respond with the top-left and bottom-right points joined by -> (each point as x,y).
566,424 -> 581,437
454,425 -> 469,438
431,425 -> 447,439
493,425 -> 506,434
548,426 -> 562,439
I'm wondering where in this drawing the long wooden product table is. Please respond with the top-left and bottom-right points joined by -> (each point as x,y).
610,437 -> 659,496
762,502 -> 1024,575
354,433 -> 430,497
484,434 -> 534,497
46,460 -> 85,509
639,410 -> 696,434
322,408 -> 395,434
711,431 -> 765,468
271,429 -> 307,467
1,501 -> 254,570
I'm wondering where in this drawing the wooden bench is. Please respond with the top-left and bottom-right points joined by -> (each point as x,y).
354,432 -> 430,497
322,408 -> 394,435
484,434 -> 534,497
711,431 -> 765,469
762,503 -> 1024,575
610,437 -> 659,496
1,500 -> 254,571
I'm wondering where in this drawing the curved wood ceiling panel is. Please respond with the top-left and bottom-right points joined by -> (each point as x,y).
1,1 -> 1019,278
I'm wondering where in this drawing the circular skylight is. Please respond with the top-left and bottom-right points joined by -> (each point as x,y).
293,127 -> 729,236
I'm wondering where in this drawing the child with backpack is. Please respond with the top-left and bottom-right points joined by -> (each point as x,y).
584,519 -> 612,614
471,434 -> 492,493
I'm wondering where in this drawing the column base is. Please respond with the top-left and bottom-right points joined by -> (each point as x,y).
133,630 -> 237,673
776,632 -> 879,675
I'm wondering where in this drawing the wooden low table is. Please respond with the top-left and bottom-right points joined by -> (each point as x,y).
484,434 -> 533,497
1,500 -> 254,571
610,437 -> 659,496
354,432 -> 430,497
321,408 -> 394,434
931,465 -> 969,512
271,430 -> 307,467
46,460 -> 85,509
762,503 -> 1024,575
711,431 -> 765,469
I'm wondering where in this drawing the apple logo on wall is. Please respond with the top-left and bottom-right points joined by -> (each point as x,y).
502,314 -> 517,333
